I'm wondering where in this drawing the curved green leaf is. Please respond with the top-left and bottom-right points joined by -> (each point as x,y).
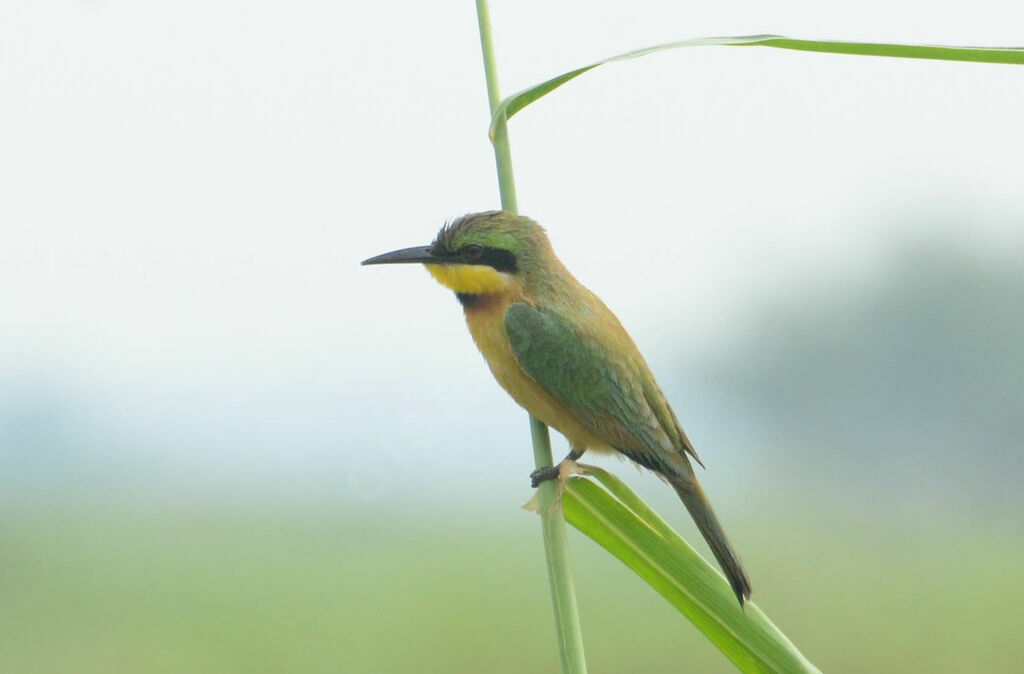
559,467 -> 820,673
489,34 -> 1024,138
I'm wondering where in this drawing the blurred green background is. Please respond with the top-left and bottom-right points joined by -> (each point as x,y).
3,1 -> 1024,673
4,237 -> 1023,672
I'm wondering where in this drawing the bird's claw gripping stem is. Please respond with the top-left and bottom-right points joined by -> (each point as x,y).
530,465 -> 561,488
530,451 -> 584,488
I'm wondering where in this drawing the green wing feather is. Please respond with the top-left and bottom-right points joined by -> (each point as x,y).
506,302 -> 750,603
504,302 -> 694,477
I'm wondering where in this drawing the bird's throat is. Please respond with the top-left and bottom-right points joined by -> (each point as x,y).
425,263 -> 510,295
455,291 -> 502,312
456,292 -> 483,308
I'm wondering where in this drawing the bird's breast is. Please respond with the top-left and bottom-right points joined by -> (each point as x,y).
463,296 -> 610,453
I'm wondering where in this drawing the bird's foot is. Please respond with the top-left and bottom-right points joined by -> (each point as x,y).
530,465 -> 561,488
530,457 -> 583,488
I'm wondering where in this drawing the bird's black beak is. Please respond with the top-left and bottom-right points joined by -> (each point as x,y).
361,245 -> 441,266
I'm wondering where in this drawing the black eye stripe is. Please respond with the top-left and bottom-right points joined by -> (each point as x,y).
455,246 -> 518,272
477,247 -> 518,272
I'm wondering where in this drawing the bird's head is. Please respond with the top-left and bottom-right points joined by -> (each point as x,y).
361,211 -> 553,301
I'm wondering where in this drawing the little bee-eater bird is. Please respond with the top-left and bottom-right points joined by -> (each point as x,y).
362,211 -> 752,604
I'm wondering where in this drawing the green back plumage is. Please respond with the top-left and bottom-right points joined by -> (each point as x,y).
504,302 -> 697,479
504,300 -> 750,603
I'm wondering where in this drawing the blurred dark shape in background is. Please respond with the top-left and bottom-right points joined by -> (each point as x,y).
699,235 -> 1024,521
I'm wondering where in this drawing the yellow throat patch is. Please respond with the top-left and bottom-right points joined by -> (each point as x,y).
425,263 -> 510,295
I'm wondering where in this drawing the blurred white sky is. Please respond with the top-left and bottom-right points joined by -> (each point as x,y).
2,1 -> 1023,500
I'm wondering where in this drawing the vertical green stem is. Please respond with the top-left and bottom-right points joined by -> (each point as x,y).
474,2 -> 587,673
474,0 -> 518,213
528,417 -> 588,674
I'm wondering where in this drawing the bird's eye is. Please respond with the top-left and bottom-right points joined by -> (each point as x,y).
462,244 -> 484,262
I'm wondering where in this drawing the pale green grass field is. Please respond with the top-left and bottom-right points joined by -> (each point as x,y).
2,503 -> 1021,673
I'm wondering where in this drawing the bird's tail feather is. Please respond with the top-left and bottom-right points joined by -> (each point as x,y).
671,478 -> 752,606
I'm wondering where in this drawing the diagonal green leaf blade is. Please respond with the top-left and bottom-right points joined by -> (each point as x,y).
489,34 -> 1024,138
559,471 -> 821,673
